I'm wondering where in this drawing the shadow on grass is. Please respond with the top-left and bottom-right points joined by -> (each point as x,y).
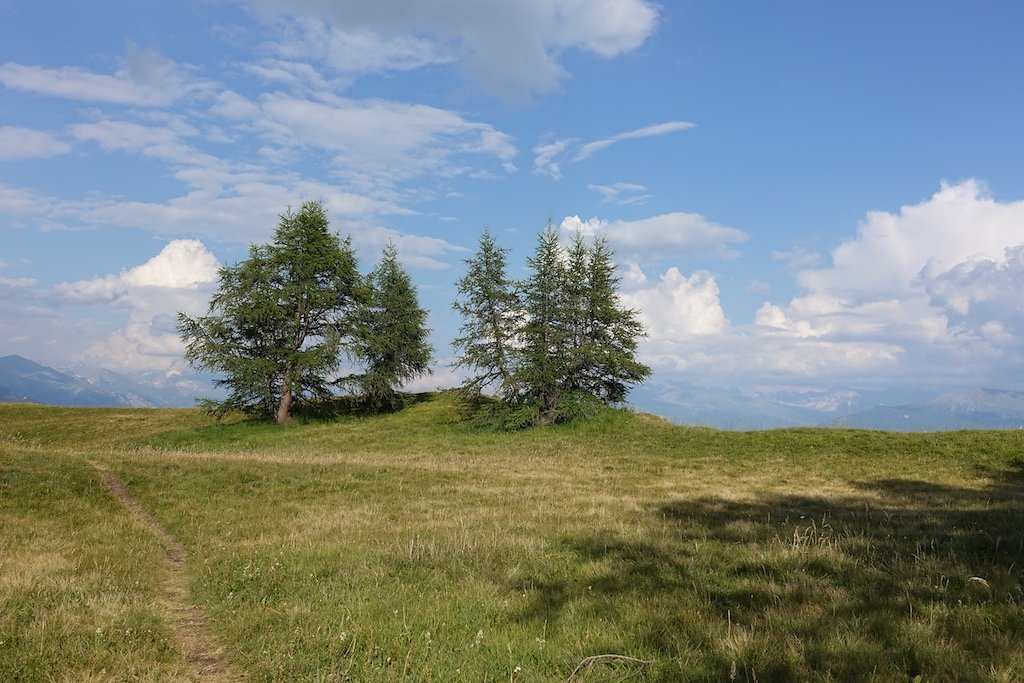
144,392 -> 438,449
511,460 -> 1024,681
295,390 -> 434,420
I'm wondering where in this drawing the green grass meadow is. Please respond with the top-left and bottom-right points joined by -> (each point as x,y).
1,396 -> 1022,681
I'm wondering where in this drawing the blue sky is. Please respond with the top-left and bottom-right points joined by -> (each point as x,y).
2,0 -> 1023,398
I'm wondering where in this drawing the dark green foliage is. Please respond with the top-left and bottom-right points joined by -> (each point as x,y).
354,243 -> 433,410
453,225 -> 650,426
178,200 -> 364,423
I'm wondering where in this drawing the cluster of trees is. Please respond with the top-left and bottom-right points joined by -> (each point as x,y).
180,202 -> 649,426
177,200 -> 431,423
453,227 -> 650,425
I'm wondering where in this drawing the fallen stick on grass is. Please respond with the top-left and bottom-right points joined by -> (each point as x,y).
565,654 -> 654,681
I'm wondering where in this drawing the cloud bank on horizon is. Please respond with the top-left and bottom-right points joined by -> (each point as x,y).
1,0 -> 1022,396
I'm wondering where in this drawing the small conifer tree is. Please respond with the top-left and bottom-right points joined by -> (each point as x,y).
356,243 -> 433,409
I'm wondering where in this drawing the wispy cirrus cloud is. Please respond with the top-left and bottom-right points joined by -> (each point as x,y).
0,127 -> 71,160
588,182 -> 650,205
561,211 -> 749,261
0,256 -> 38,293
70,119 -> 202,165
575,121 -> 695,161
266,17 -> 452,77
0,44 -> 211,106
772,246 -> 822,272
0,183 -> 52,214
534,120 -> 694,178
214,89 -> 518,181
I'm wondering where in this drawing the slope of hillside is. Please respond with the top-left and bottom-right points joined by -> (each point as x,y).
2,396 -> 1023,681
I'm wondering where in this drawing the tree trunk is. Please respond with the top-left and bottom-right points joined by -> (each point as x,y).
276,389 -> 292,423
276,369 -> 293,423
538,384 -> 558,423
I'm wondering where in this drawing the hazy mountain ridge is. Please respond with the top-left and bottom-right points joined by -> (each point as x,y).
0,355 -> 213,408
631,381 -> 1024,431
832,387 -> 1024,431
4,354 -> 1023,430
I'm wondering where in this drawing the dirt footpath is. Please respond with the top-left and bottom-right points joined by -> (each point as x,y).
91,461 -> 244,682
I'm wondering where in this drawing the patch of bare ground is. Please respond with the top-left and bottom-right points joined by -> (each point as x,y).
90,461 -> 243,682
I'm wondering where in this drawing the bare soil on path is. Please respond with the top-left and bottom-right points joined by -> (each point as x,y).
90,460 -> 244,682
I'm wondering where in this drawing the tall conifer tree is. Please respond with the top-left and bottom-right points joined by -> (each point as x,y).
515,225 -> 571,421
562,232 -> 592,397
581,235 -> 651,403
451,229 -> 520,397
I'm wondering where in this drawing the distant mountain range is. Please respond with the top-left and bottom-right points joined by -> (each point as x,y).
831,387 -> 1024,431
3,353 -> 1023,430
0,354 -> 216,408
630,380 -> 1024,431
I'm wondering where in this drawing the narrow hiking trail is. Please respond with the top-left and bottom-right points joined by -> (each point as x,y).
90,461 -> 244,682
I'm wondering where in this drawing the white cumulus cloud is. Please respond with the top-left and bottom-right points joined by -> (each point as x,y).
622,267 -> 728,339
610,180 -> 1024,390
57,239 -> 219,303
748,180 -> 1024,387
799,180 -> 1022,296
921,244 -> 1024,336
55,240 -> 220,371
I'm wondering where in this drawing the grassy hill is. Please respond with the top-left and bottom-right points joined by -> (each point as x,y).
2,395 -> 1022,681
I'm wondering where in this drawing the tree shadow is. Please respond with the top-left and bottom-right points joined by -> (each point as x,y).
508,459 -> 1024,681
297,390 -> 434,419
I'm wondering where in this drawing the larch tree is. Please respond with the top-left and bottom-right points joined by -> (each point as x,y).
451,228 -> 520,398
579,235 -> 651,403
561,231 -> 593,398
514,224 -> 572,422
452,223 -> 651,426
177,200 -> 364,423
356,242 -> 433,410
